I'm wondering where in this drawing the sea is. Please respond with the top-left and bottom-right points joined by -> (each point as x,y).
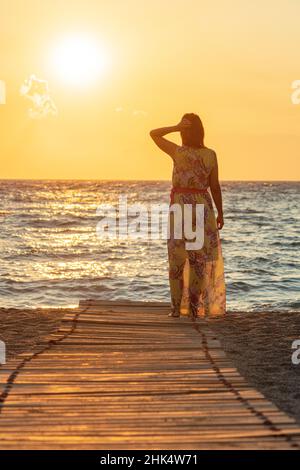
0,180 -> 299,312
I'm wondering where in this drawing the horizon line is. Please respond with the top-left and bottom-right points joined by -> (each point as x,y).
0,178 -> 299,183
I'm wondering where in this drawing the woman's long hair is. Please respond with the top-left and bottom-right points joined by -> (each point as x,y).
181,113 -> 205,148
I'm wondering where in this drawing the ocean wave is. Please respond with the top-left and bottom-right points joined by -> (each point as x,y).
227,281 -> 256,292
1,180 -> 299,311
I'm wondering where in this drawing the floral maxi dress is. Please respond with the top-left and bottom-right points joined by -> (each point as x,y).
168,145 -> 226,318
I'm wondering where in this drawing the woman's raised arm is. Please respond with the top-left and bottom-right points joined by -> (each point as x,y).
149,119 -> 191,158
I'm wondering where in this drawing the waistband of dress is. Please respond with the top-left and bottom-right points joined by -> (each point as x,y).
170,186 -> 208,204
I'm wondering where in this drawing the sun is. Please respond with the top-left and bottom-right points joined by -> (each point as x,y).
50,34 -> 109,88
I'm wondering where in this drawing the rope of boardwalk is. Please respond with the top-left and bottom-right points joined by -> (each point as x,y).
0,307 -> 88,414
192,318 -> 300,449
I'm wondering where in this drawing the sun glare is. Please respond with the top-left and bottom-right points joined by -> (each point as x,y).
50,34 -> 109,88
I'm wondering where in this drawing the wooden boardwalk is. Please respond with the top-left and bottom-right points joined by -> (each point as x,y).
0,300 -> 300,449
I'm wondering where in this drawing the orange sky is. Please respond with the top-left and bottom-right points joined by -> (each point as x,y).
1,0 -> 300,180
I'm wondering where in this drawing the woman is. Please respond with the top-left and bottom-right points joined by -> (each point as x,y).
150,113 -> 226,318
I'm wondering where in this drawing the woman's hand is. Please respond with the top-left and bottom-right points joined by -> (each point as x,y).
216,212 -> 224,230
176,117 -> 192,131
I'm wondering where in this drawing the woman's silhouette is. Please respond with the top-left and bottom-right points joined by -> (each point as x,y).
150,113 -> 226,318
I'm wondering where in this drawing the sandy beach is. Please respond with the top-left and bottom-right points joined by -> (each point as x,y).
0,308 -> 66,360
209,312 -> 300,424
1,307 -> 300,426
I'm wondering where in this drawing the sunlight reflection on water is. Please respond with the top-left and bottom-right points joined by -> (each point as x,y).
0,180 -> 299,312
